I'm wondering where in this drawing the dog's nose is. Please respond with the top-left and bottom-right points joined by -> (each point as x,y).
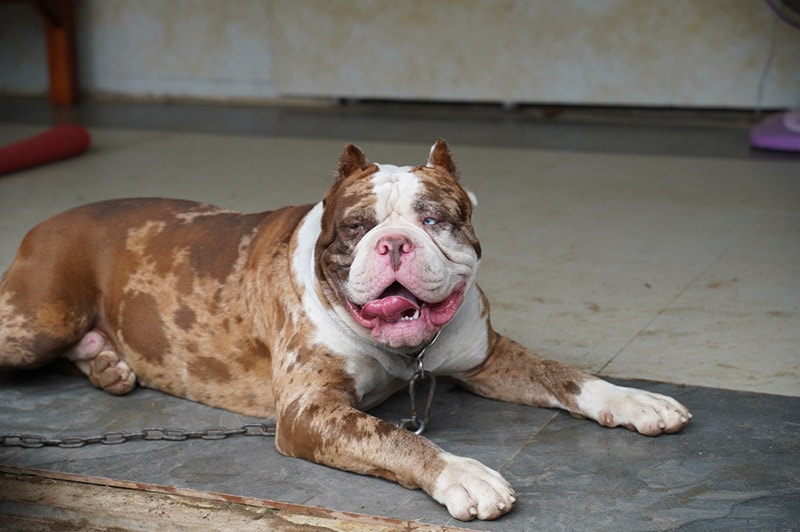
376,235 -> 415,271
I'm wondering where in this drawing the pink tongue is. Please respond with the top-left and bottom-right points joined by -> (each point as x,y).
361,297 -> 419,321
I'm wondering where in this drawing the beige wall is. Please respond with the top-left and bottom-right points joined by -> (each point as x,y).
1,0 -> 798,108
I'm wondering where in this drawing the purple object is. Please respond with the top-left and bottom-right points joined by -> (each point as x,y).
750,110 -> 800,152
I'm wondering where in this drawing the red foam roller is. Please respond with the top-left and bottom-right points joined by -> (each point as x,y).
0,125 -> 91,176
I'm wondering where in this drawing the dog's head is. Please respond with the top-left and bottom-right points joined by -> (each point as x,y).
314,140 -> 481,351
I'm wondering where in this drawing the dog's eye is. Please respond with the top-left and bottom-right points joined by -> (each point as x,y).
423,217 -> 439,226
341,220 -> 365,238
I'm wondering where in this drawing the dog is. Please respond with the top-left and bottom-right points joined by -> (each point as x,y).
0,140 -> 690,521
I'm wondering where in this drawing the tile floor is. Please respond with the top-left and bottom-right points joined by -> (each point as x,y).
0,99 -> 798,530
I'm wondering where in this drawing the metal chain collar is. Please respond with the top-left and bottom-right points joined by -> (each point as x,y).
397,330 -> 440,435
0,423 -> 274,449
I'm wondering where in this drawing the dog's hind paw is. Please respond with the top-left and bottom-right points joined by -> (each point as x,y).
90,350 -> 137,395
64,331 -> 137,395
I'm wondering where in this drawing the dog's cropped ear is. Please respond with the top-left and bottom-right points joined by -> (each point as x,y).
426,138 -> 458,178
337,144 -> 371,183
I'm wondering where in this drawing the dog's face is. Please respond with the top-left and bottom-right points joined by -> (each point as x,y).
315,140 -> 481,350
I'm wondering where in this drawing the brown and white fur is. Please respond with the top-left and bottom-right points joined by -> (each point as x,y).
0,140 -> 690,521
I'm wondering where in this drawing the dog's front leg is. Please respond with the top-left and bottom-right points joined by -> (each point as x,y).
274,383 -> 515,521
455,331 -> 691,436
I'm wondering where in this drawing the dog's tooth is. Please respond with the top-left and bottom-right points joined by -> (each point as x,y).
398,308 -> 421,321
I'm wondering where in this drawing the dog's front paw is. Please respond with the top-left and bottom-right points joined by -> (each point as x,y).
432,454 -> 515,521
578,379 -> 692,436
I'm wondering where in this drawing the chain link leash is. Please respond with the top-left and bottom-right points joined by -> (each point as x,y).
2,332 -> 444,447
0,423 -> 274,449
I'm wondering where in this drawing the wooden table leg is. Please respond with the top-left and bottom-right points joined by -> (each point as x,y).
33,0 -> 79,105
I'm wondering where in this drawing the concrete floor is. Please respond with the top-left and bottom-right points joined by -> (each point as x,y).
0,98 -> 798,530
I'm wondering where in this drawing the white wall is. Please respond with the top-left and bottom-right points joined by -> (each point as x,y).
1,0 -> 798,108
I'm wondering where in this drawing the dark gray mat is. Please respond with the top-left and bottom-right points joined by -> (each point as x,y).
1,370 -> 798,530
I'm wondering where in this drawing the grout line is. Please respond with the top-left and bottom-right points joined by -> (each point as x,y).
498,411 -> 560,473
596,214 -> 764,376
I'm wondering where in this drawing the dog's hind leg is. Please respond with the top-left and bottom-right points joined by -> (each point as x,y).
0,271 -> 136,395
0,277 -> 85,370
0,222 -> 135,396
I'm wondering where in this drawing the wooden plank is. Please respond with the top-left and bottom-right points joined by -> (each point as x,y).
0,466 -> 461,531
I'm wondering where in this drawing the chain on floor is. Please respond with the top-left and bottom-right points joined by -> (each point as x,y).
0,423 -> 275,449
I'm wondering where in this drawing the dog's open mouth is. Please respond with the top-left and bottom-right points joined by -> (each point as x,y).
346,282 -> 463,346
360,283 -> 425,322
